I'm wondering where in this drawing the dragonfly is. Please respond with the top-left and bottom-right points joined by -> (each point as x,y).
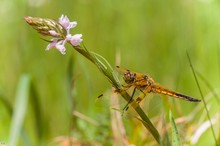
116,66 -> 201,110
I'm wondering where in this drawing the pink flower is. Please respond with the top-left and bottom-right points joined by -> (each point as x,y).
59,15 -> 77,33
46,38 -> 67,55
68,34 -> 83,46
46,38 -> 58,50
55,40 -> 67,54
45,15 -> 83,55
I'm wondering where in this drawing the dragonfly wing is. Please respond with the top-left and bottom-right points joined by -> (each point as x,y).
151,83 -> 201,102
116,66 -> 129,74
116,66 -> 143,77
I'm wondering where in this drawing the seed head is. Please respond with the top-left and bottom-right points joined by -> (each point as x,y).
24,16 -> 66,38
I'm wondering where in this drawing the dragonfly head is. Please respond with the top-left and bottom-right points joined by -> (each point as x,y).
123,71 -> 136,84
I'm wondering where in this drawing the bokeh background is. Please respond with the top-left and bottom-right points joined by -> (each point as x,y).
0,0 -> 219,145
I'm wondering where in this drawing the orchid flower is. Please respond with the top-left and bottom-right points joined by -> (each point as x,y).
24,15 -> 83,54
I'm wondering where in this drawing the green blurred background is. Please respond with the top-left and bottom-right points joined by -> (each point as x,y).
0,0 -> 219,145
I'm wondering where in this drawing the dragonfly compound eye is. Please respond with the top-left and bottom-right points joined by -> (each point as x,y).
123,72 -> 136,84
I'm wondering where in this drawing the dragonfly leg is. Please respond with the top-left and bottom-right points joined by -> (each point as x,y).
123,87 -> 136,111
114,84 -> 132,94
124,89 -> 148,111
123,84 -> 133,91
129,89 -> 148,108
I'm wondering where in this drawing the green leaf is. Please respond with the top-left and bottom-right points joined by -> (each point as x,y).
8,75 -> 31,146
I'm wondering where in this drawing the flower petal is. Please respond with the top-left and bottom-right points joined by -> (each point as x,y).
55,40 -> 66,54
46,38 -> 58,50
59,15 -> 69,28
59,14 -> 77,33
69,34 -> 83,46
59,15 -> 70,29
67,21 -> 77,30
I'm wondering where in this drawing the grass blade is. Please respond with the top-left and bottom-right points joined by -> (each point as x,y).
169,110 -> 181,146
8,75 -> 31,146
195,71 -> 220,104
186,51 -> 218,146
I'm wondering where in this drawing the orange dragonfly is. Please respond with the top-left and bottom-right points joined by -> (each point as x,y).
116,66 -> 201,110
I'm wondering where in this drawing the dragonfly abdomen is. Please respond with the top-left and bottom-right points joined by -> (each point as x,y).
151,84 -> 201,102
174,92 -> 201,102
